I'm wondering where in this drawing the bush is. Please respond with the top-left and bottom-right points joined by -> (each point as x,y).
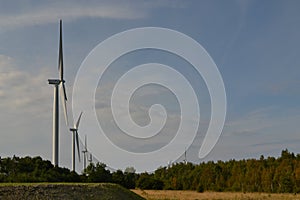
136,173 -> 164,190
197,184 -> 204,193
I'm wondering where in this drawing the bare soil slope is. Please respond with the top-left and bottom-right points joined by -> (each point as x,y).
0,183 -> 145,200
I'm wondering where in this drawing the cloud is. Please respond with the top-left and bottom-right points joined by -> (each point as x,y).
0,1 -> 146,31
225,106 -> 276,136
264,79 -> 300,96
0,55 -> 52,158
92,78 -> 196,156
200,106 -> 300,161
251,139 -> 300,148
217,106 -> 300,157
0,54 -> 79,167
0,54 -> 52,113
0,0 -> 185,31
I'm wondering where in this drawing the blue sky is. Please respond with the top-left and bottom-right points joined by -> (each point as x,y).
0,0 -> 299,172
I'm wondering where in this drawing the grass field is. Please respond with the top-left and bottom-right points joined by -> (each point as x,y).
132,189 -> 299,200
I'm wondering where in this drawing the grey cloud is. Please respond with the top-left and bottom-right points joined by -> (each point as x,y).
0,0 -> 185,31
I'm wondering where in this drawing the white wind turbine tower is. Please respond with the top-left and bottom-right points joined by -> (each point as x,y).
82,135 -> 88,170
69,112 -> 82,171
183,147 -> 187,164
88,152 -> 93,165
48,20 -> 68,167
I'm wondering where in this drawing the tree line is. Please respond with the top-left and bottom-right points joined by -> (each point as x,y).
143,149 -> 300,193
0,149 -> 299,193
0,156 -> 137,189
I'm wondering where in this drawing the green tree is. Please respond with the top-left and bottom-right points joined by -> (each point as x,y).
85,163 -> 112,183
112,170 -> 125,186
136,172 -> 164,189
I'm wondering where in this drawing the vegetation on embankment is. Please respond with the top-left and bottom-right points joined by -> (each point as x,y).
0,183 -> 145,200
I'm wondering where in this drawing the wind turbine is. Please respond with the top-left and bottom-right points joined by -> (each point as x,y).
48,20 -> 68,167
183,147 -> 187,164
69,112 -> 82,171
167,160 -> 172,169
88,152 -> 93,165
82,135 -> 88,170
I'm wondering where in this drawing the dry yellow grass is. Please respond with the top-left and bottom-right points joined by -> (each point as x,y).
131,189 -> 299,200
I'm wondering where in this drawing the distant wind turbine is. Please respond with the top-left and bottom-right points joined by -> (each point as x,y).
48,20 -> 68,167
88,152 -> 93,165
82,135 -> 88,170
167,160 -> 172,169
184,147 -> 187,164
69,112 -> 83,171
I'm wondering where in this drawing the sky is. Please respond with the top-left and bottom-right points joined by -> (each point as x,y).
0,0 -> 299,172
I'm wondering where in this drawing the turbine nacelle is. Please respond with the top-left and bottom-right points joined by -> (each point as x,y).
48,79 -> 61,85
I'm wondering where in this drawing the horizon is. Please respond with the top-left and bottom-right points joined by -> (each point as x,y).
0,0 -> 299,172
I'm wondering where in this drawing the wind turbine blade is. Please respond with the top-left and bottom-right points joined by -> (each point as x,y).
62,82 -> 67,101
75,131 -> 81,162
60,84 -> 68,126
58,20 -> 64,82
75,112 -> 83,129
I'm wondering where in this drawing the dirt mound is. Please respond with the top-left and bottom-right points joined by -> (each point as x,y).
0,183 -> 145,200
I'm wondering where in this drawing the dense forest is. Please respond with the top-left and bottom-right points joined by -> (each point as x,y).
146,149 -> 300,193
0,149 -> 299,193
